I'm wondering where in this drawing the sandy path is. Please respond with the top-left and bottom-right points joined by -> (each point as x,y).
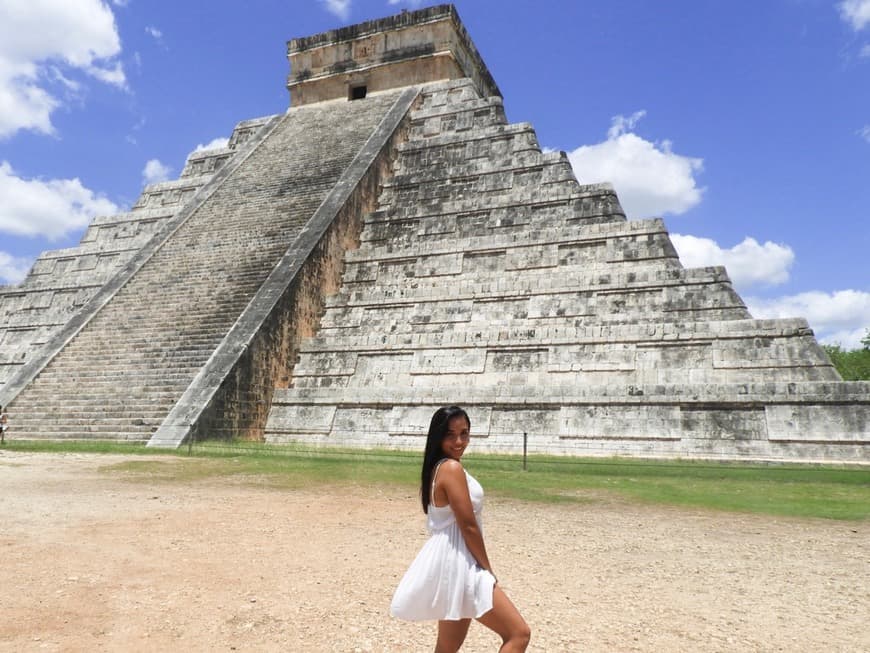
0,451 -> 867,652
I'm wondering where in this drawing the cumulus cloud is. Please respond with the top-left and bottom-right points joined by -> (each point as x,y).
0,250 -> 33,285
746,290 -> 870,349
142,159 -> 172,185
671,234 -> 795,288
0,0 -> 125,138
839,0 -> 870,30
669,233 -> 867,347
0,161 -> 119,239
566,111 -> 704,219
320,0 -> 351,20
193,137 -> 230,152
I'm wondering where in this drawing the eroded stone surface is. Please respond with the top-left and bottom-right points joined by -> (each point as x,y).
264,77 -> 869,461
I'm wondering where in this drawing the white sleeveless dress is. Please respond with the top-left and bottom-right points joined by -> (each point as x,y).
390,466 -> 496,621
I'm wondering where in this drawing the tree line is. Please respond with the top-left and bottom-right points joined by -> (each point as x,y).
823,329 -> 870,381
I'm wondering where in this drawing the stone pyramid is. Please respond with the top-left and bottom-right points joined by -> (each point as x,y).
0,5 -> 867,461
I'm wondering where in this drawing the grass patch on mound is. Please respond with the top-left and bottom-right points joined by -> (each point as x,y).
5,438 -> 869,520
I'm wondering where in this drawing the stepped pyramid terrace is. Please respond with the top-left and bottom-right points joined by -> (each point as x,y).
0,5 -> 867,461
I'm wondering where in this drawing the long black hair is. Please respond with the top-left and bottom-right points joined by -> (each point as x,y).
420,405 -> 470,514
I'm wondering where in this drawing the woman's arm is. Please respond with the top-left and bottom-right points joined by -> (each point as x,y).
438,459 -> 495,579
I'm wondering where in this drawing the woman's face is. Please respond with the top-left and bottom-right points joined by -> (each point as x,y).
441,415 -> 470,461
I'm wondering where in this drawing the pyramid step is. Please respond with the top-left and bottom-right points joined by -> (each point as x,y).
39,349 -> 214,360
10,428 -> 154,441
364,183 -> 621,226
348,218 -> 664,266
327,268 -> 727,311
409,94 -> 505,122
13,403 -> 171,414
401,120 -> 537,154
388,150 -> 570,190
11,405 -> 179,416
14,415 -> 163,427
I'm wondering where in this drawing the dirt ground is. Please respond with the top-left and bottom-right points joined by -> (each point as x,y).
0,451 -> 867,653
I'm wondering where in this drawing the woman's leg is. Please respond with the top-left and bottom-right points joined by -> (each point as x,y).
476,585 -> 531,652
435,618 -> 471,653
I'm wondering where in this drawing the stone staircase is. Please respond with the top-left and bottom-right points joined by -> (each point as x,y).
0,117 -> 269,390
4,90 -> 405,441
264,79 -> 866,461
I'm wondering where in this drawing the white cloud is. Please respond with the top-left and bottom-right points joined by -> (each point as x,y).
607,110 -> 646,139
859,125 -> 870,143
0,61 -> 59,137
193,137 -> 230,152
0,0 -> 125,138
142,159 -> 172,185
820,326 -> 870,349
0,251 -> 33,285
87,60 -> 125,86
746,290 -> 870,349
320,0 -> 351,20
0,161 -> 119,239
839,0 -> 870,30
671,234 -> 795,288
666,233 -> 866,347
388,0 -> 424,6
566,111 -> 704,219
860,43 -> 870,57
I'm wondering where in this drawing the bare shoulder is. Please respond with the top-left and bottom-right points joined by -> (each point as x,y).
438,458 -> 466,484
440,458 -> 464,474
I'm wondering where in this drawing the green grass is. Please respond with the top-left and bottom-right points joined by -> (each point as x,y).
4,438 -> 869,520
2,439 -> 163,455
465,454 -> 870,520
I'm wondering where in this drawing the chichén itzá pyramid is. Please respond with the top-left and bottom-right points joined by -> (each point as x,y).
0,5 -> 867,462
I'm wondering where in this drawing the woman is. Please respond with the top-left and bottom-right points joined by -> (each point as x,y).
391,406 -> 530,652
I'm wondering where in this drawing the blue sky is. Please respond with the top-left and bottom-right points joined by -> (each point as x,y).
0,0 -> 868,347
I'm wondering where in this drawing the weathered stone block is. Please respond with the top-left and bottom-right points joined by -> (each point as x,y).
506,245 -> 556,271
485,348 -> 548,372
415,252 -> 462,277
559,405 -> 681,439
268,405 -> 336,433
680,407 -> 767,440
412,349 -> 486,374
411,300 -> 472,324
333,407 -> 391,439
766,405 -> 870,442
489,407 -> 559,438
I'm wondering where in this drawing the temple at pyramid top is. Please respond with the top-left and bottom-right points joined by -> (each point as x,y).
286,4 -> 500,106
0,4 -> 867,461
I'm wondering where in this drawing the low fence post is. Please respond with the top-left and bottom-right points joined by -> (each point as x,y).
523,431 -> 528,471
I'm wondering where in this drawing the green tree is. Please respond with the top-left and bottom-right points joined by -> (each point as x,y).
823,332 -> 870,381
